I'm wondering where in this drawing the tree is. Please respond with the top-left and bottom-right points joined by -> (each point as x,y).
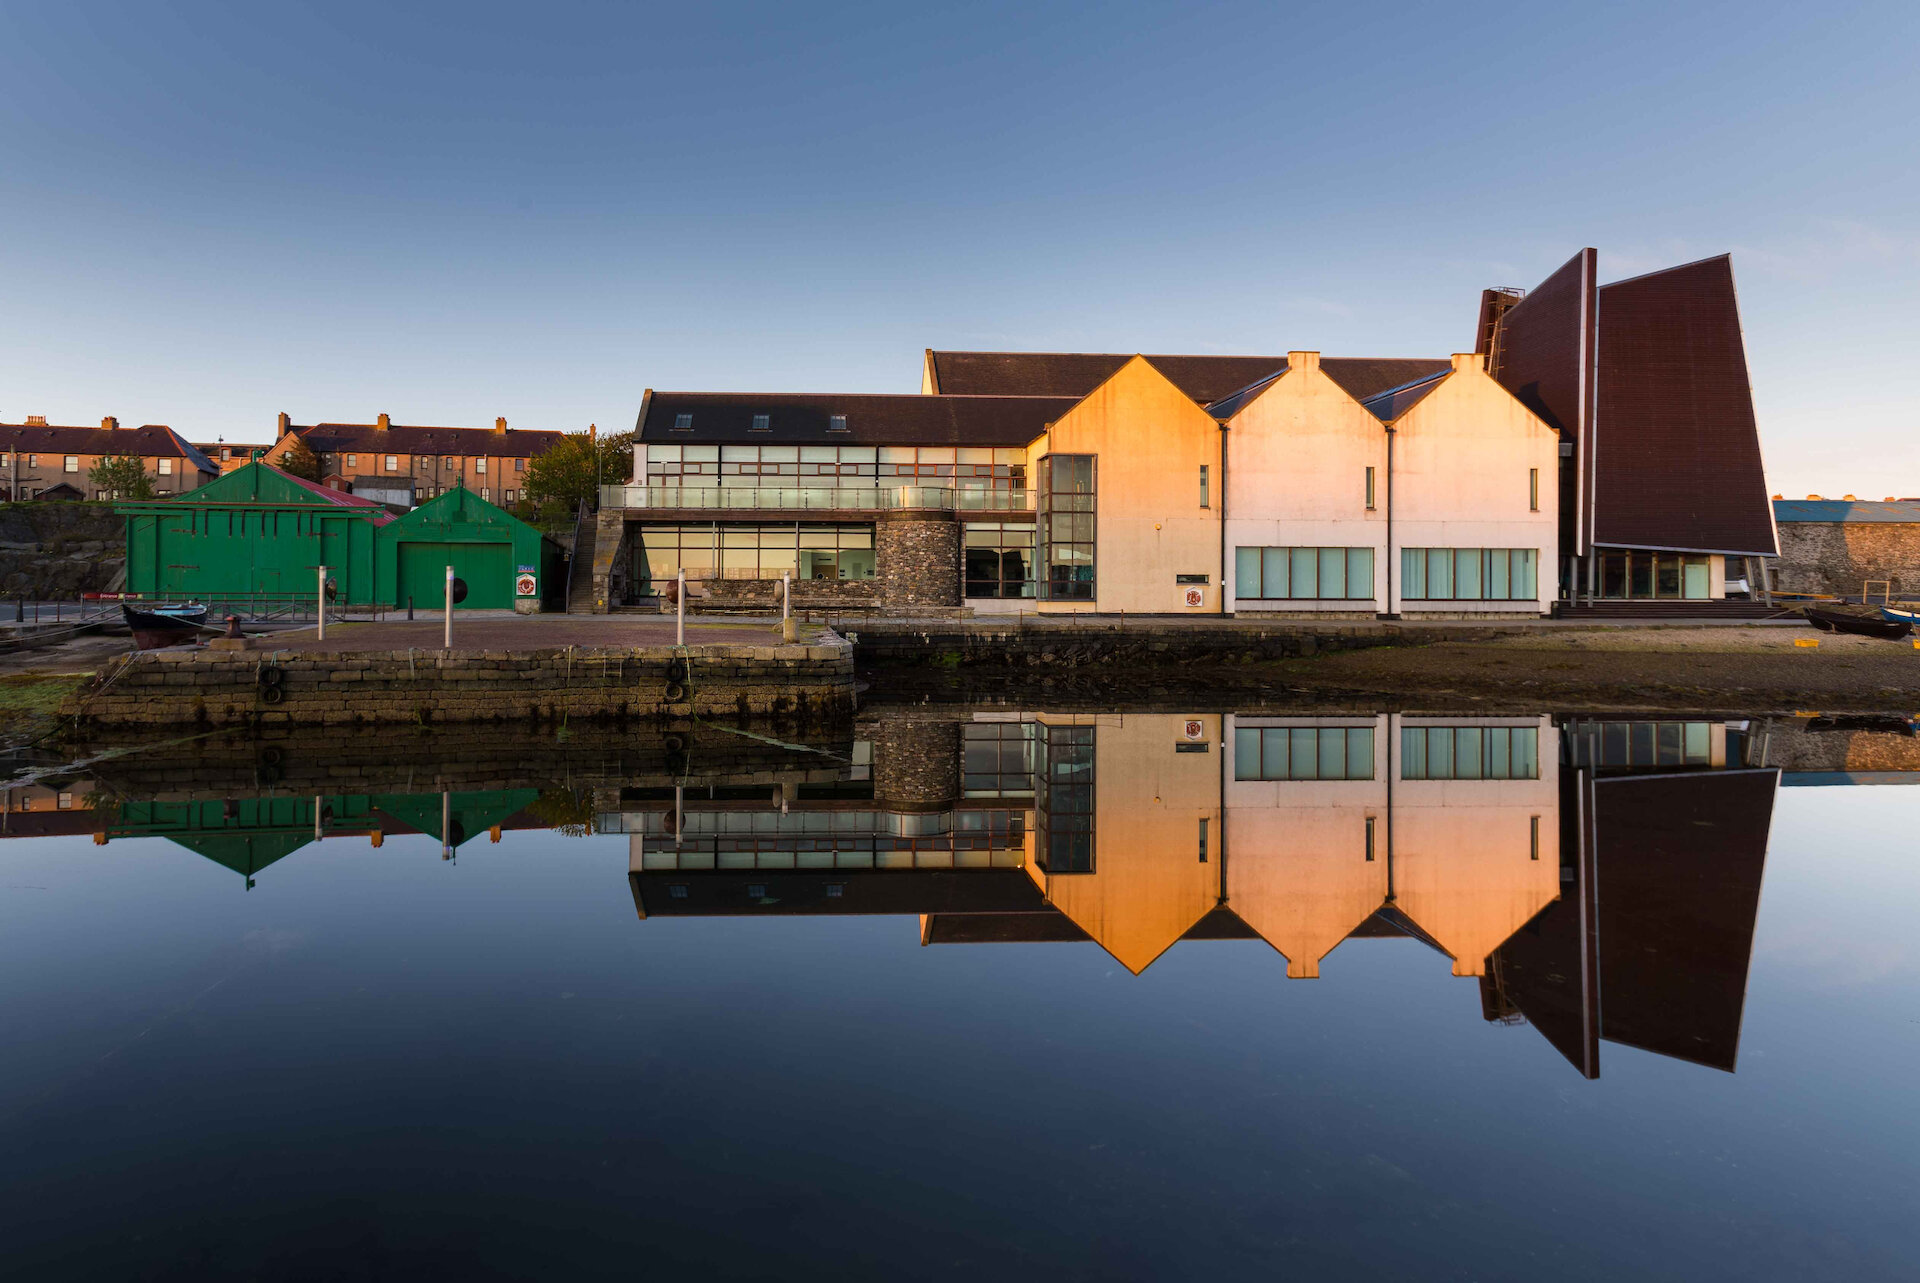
88,455 -> 154,501
522,427 -> 633,521
277,437 -> 322,482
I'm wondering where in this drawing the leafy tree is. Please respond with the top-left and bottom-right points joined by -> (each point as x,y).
276,437 -> 322,482
88,455 -> 154,501
522,428 -> 633,521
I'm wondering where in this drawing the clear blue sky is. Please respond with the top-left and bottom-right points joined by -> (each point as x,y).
1,1 -> 1913,492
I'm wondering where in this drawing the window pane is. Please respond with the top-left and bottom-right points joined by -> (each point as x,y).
1346,727 -> 1374,780
1454,727 -> 1483,779
1519,549 -> 1537,599
1488,727 -> 1510,779
1685,721 -> 1711,763
1263,728 -> 1289,781
1318,548 -> 1345,600
1234,727 -> 1262,780
1236,547 -> 1261,596
1347,547 -> 1374,601
1402,726 -> 1426,779
1290,548 -> 1317,599
1263,548 -> 1289,599
1455,548 -> 1483,599
1489,548 -> 1510,599
1402,547 -> 1425,599
1513,726 -> 1538,778
1318,730 -> 1345,780
1290,728 -> 1317,779
1428,549 -> 1453,598
1429,727 -> 1454,777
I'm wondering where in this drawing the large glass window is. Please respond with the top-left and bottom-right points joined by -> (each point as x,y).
1234,547 -> 1375,600
963,722 -> 1035,797
635,523 -> 874,590
1565,720 -> 1714,770
1038,455 -> 1095,601
1035,723 -> 1094,872
1400,725 -> 1540,779
1594,551 -> 1712,600
1234,726 -> 1375,780
644,442 -> 1025,496
1401,549 -> 1538,600
964,522 -> 1035,598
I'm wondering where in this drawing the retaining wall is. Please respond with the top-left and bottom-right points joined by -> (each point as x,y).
63,637 -> 855,728
849,620 -> 1534,667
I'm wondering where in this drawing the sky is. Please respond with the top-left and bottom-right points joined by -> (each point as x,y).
0,0 -> 1914,494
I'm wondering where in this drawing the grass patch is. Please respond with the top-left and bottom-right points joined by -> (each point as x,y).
0,674 -> 87,716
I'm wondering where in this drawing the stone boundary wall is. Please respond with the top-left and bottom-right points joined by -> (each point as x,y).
1775,521 -> 1920,597
63,637 -> 855,728
848,621 -> 1534,667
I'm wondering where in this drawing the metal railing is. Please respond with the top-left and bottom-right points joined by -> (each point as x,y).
599,484 -> 1033,513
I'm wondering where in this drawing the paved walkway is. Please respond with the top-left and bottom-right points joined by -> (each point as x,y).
262,613 -> 806,653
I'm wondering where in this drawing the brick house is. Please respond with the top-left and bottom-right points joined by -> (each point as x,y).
0,417 -> 217,501
264,413 -> 564,509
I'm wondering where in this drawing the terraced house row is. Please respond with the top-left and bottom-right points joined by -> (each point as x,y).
590,248 -> 1777,617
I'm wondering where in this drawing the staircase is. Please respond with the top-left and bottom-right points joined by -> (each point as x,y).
566,502 -> 597,614
1555,599 -> 1789,621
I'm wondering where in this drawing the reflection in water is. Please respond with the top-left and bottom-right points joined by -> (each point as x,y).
34,713 -> 1786,1080
626,713 -> 1778,1080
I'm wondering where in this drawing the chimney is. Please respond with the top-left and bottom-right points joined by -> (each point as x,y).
277,412 -> 290,436
1842,494 -> 1858,501
377,413 -> 391,430
1451,352 -> 1482,375
101,416 -> 120,430
494,417 -> 507,433
1286,351 -> 1320,373
24,415 -> 45,426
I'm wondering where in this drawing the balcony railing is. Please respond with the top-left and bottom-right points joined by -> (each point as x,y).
600,484 -> 1033,513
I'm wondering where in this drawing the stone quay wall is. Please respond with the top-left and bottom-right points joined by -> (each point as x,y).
849,620 -> 1533,668
63,638 -> 855,728
1774,521 -> 1920,598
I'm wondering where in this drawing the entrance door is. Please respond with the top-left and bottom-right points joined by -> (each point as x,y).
397,541 -> 514,610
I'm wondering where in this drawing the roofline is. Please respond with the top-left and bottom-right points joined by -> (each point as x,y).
1600,251 -> 1732,291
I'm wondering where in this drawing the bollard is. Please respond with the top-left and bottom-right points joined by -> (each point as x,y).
407,595 -> 414,622
316,564 -> 328,641
677,569 -> 685,647
444,566 -> 454,650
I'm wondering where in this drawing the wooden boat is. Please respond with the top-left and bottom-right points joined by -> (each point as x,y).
123,603 -> 209,650
1802,605 -> 1912,640
1877,604 -> 1920,627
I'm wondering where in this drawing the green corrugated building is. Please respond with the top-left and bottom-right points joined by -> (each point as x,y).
375,483 -> 563,613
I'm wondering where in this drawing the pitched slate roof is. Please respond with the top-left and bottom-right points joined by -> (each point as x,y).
927,351 -> 1449,406
0,423 -> 217,473
1357,370 -> 1449,423
637,392 -> 1075,446
291,422 -> 564,457
1773,499 -> 1920,523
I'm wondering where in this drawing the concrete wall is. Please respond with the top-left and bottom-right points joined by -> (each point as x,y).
1774,520 -> 1920,597
1031,357 -> 1224,615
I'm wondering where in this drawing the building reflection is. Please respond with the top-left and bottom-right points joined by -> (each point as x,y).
628,711 -> 1779,1079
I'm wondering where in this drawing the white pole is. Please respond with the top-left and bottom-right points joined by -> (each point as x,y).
677,568 -> 686,646
783,571 -> 791,621
316,564 -> 327,640
444,565 -> 454,649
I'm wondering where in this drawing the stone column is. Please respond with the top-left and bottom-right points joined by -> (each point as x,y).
876,512 -> 961,611
871,718 -> 962,813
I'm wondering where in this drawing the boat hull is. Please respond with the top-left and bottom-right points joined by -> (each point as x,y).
123,604 -> 208,651
1805,606 -> 1912,640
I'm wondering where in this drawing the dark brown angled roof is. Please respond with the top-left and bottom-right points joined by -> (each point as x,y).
1594,255 -> 1777,556
928,351 -> 1448,407
0,423 -> 216,473
638,393 -> 1076,447
1357,370 -> 1450,423
292,423 -> 565,456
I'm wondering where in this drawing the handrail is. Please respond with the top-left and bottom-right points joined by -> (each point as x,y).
598,484 -> 1033,513
564,498 -> 592,613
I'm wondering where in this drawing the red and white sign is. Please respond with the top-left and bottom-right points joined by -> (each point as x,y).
1183,587 -> 1204,608
515,573 -> 537,597
1184,719 -> 1205,741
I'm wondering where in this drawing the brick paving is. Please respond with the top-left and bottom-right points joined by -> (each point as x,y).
261,613 -> 800,653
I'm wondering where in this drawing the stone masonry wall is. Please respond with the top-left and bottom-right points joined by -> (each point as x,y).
63,638 -> 855,728
1774,521 -> 1920,597
702,578 -> 881,611
877,513 -> 960,609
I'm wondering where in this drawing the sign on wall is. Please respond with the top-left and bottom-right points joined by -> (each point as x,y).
515,572 -> 537,597
1183,587 -> 1204,608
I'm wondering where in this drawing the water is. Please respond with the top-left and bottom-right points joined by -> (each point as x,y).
1,712 -> 1915,1279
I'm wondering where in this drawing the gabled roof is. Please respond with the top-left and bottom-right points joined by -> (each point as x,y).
1204,370 -> 1288,420
123,460 -> 395,523
1357,370 -> 1449,423
638,392 -> 1074,446
927,351 -> 1450,406
0,422 -> 217,473
1773,499 -> 1920,523
290,422 -> 564,456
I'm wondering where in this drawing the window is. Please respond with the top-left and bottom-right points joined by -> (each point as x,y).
157,458 -> 173,475
634,523 -> 875,590
1234,547 -> 1375,600
384,455 -> 399,472
829,415 -> 848,433
1401,548 -> 1538,600
28,455 -> 37,468
345,453 -> 357,468
475,458 -> 487,474
672,413 -> 693,431
668,884 -> 688,899
1595,551 -> 1711,600
1400,725 -> 1540,780
750,414 -> 770,433
514,457 -> 525,472
1565,719 -> 1716,769
1365,466 -> 1376,510
964,522 -> 1035,599
503,489 -> 515,503
220,447 -> 231,460
964,722 -> 1035,797
57,792 -> 73,810
444,456 -> 457,468
1038,455 -> 1095,601
63,456 -> 78,473
1035,723 -> 1095,872
1365,815 -> 1376,861
480,488 -> 491,501
1199,464 -> 1210,508
1198,817 -> 1208,863
1234,726 -> 1375,781
1529,467 -> 1539,511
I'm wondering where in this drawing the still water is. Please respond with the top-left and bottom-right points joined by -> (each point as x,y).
1,711 -> 1915,1279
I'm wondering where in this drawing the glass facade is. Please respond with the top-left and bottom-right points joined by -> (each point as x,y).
1034,722 -> 1094,873
1401,548 -> 1539,601
962,722 -> 1035,797
964,522 -> 1035,599
1400,725 -> 1540,780
1233,726 -> 1375,781
1596,551 -> 1712,600
1234,547 -> 1376,600
636,523 -> 875,589
1037,455 -> 1095,601
645,444 -> 1026,498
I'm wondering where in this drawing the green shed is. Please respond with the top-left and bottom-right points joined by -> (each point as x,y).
118,461 -> 394,605
375,482 -> 563,612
